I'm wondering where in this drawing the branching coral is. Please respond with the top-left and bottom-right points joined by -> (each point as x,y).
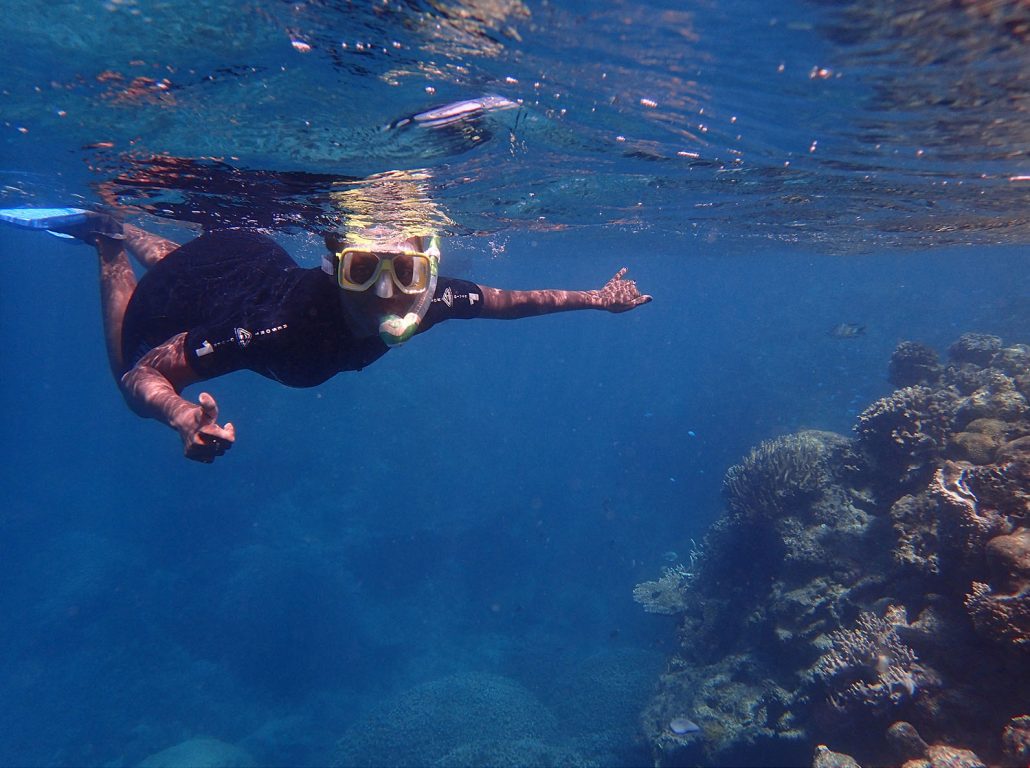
991,344 -> 1030,377
634,541 -> 704,615
723,431 -> 846,520
813,608 -> 926,712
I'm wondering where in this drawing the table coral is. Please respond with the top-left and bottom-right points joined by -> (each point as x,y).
632,564 -> 692,615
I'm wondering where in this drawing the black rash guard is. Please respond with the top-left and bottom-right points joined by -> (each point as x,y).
120,231 -> 483,387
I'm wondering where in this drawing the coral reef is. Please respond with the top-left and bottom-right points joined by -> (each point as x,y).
637,334 -> 1030,767
854,386 -> 957,490
633,564 -> 692,614
811,608 -> 930,714
949,333 -> 1003,367
722,431 -> 844,520
1001,715 -> 1030,763
888,342 -> 942,389
814,721 -> 990,768
964,527 -> 1030,648
812,744 -> 861,768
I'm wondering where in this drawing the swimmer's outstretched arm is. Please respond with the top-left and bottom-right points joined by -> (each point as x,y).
119,333 -> 235,463
478,267 -> 651,319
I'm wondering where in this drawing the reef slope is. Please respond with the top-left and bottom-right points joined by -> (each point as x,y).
636,334 -> 1030,767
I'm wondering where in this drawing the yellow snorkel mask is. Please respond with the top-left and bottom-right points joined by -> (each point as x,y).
323,236 -> 440,346
327,168 -> 448,345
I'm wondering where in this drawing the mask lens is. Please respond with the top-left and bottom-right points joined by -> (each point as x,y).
346,252 -> 380,286
392,254 -> 415,287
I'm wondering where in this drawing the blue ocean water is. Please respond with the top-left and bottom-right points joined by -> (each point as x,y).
0,1 -> 1027,766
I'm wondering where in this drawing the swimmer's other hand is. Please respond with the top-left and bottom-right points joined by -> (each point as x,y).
593,267 -> 652,313
174,392 -> 235,464
50,211 -> 125,246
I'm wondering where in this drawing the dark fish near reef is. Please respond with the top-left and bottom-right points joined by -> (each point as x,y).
829,322 -> 866,339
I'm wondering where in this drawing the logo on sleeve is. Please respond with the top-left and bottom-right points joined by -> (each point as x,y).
435,286 -> 480,309
234,327 -> 253,348
194,323 -> 289,359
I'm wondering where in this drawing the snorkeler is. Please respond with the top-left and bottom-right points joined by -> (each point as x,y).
6,208 -> 650,463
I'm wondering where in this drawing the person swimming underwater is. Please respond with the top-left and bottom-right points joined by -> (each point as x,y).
6,96 -> 650,463
26,209 -> 650,463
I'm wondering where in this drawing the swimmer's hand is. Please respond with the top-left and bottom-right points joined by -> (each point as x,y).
593,268 -> 652,313
173,392 -> 235,463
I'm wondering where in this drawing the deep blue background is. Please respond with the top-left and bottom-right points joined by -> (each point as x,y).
1,220 -> 1026,764
1,0 -> 1028,762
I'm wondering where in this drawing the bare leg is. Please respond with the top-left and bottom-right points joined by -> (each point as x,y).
99,223 -> 184,379
97,237 -> 137,380
122,223 -> 181,269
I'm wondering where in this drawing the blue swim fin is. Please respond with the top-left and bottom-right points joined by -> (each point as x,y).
0,207 -> 90,238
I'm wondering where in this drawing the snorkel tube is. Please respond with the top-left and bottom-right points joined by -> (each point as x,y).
378,236 -> 440,347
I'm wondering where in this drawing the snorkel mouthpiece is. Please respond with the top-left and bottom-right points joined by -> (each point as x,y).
377,235 -> 440,347
379,312 -> 422,346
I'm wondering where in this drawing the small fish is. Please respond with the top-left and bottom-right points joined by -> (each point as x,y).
829,322 -> 866,339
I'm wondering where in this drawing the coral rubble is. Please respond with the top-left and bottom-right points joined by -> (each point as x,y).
637,333 -> 1030,767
